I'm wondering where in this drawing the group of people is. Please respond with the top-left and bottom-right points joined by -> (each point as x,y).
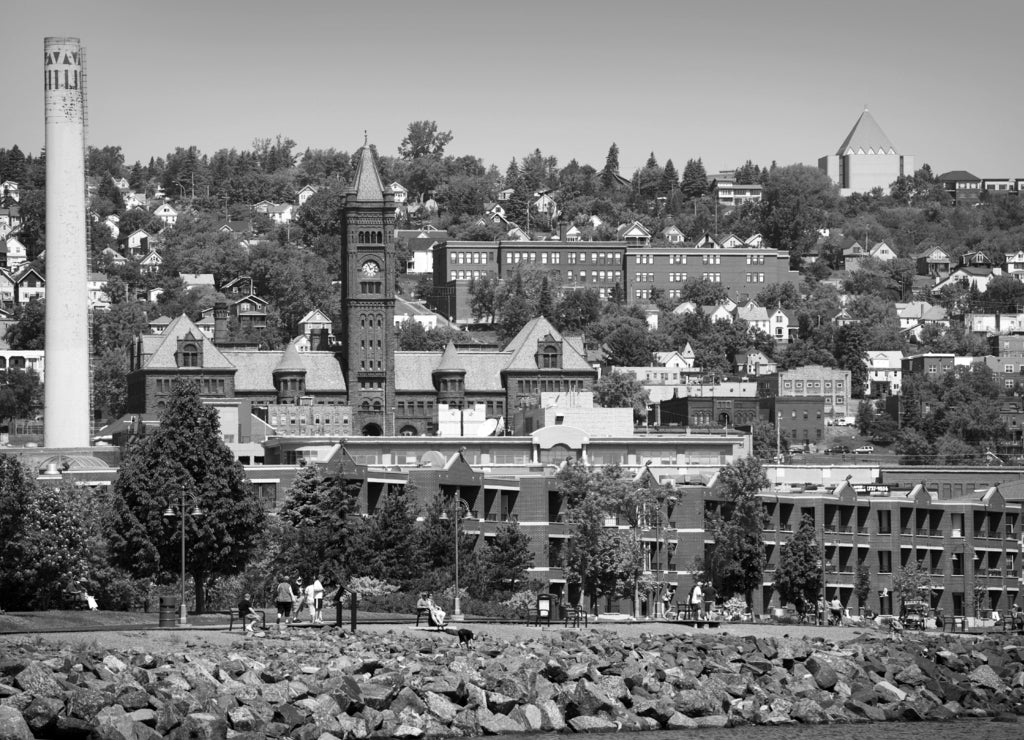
278,575 -> 327,629
663,580 -> 717,619
416,592 -> 447,629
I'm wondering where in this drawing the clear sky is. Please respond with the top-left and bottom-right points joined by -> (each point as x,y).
4,0 -> 1023,178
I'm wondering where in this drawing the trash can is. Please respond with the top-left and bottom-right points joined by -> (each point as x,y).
159,596 -> 179,627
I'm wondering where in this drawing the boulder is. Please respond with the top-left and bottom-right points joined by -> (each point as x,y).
567,715 -> 619,732
0,705 -> 33,740
13,663 -> 63,698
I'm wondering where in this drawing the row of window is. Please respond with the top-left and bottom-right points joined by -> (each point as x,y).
566,270 -> 622,282
782,379 -> 845,390
745,273 -> 766,283
156,377 -> 227,395
515,379 -> 585,394
450,252 -> 494,264
396,400 -> 436,414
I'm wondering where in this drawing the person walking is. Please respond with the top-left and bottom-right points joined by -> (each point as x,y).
304,579 -> 316,624
275,576 -> 295,633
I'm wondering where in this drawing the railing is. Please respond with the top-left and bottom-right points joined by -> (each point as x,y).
779,523 -> 793,532
485,513 -> 498,522
837,526 -> 853,534
974,529 -> 996,539
1006,525 -> 1017,539
900,527 -> 913,535
855,526 -> 869,534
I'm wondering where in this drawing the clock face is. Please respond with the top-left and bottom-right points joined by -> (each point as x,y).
361,261 -> 379,277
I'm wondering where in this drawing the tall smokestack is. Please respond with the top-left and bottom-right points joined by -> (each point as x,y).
43,37 -> 90,447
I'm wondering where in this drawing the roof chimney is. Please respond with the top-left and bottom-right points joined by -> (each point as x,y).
318,327 -> 330,350
214,301 -> 228,345
559,222 -> 568,242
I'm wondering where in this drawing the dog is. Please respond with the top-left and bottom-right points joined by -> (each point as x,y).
443,626 -> 474,647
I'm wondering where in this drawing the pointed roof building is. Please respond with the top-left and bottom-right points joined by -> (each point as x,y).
819,108 -> 914,197
350,144 -> 387,202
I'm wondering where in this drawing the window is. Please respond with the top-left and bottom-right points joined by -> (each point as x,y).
180,343 -> 199,367
878,550 -> 892,574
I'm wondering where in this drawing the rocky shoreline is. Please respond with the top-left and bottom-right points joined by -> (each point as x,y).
0,626 -> 1021,739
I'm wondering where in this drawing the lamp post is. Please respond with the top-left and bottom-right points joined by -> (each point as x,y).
439,496 -> 472,622
163,486 -> 203,625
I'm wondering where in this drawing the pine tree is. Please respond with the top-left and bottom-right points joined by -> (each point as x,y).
480,522 -> 533,593
538,276 -> 554,319
662,159 -> 678,195
601,143 -> 620,189
108,382 -> 266,613
352,483 -> 422,583
680,158 -> 709,200
645,151 -> 658,169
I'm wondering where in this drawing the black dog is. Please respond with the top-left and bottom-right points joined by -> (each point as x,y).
457,628 -> 474,646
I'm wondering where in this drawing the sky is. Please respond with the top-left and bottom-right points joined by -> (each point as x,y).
4,0 -> 1024,178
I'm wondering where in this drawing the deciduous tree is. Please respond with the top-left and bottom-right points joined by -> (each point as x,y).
772,515 -> 821,614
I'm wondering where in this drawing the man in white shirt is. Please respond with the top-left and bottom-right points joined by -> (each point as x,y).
312,576 -> 325,624
305,580 -> 316,623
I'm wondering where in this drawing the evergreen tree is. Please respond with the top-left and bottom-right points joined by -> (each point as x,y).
479,522 -> 533,593
108,382 -> 266,613
537,276 -> 554,319
662,159 -> 678,196
601,143 -> 620,190
645,152 -> 658,169
351,483 -> 422,583
773,514 -> 822,614
680,158 -> 709,200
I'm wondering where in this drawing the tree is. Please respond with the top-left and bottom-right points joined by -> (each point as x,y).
895,428 -> 935,465
601,143 -> 620,190
759,164 -> 839,258
478,522 -> 533,594
680,158 -> 708,201
593,370 -> 649,422
0,369 -> 41,428
552,289 -> 602,333
107,382 -> 266,613
751,419 -> 786,460
834,324 -> 868,396
772,515 -> 822,614
4,298 -> 45,349
704,457 -> 769,606
349,483 -> 422,583
892,560 -> 933,611
853,559 -> 872,612
399,121 -> 454,160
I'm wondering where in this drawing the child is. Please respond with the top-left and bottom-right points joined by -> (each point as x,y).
238,593 -> 263,637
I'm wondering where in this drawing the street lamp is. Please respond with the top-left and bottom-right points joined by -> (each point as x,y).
163,486 -> 203,625
438,496 -> 473,622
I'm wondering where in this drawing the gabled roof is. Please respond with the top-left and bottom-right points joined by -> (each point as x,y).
350,145 -> 385,202
142,314 -> 235,370
299,308 -> 332,325
937,170 -> 980,183
224,349 -> 345,392
835,108 -> 897,155
502,316 -> 591,372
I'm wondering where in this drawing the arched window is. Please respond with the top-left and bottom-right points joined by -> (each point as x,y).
181,343 -> 199,367
373,400 -> 382,411
361,401 -> 370,411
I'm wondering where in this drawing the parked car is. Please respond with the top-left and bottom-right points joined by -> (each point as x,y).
854,445 -> 874,454
826,445 -> 851,455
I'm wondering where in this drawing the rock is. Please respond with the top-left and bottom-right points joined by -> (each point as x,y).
179,712 -> 229,740
102,655 -> 129,674
665,711 -> 698,728
478,711 -> 525,734
537,698 -> 565,731
567,715 -> 619,732
790,698 -> 828,723
0,705 -> 33,740
873,680 -> 907,703
968,664 -> 1005,691
20,697 -> 63,734
54,715 -> 95,739
13,662 -> 63,698
66,687 -> 112,722
508,703 -> 543,731
693,714 -> 729,727
674,688 -> 720,716
392,723 -> 423,737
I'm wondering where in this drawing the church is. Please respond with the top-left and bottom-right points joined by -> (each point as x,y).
124,143 -> 598,436
818,108 -> 914,196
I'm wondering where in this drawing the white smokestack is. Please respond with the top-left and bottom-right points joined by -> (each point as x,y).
43,37 -> 90,447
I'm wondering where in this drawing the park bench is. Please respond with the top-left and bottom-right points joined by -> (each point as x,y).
221,608 -> 266,632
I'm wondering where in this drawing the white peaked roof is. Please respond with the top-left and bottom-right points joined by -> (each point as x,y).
836,108 -> 897,155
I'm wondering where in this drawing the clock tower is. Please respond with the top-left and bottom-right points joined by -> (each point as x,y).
339,143 -> 396,436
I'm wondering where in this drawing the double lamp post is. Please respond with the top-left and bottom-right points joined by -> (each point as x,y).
439,496 -> 474,622
163,486 -> 203,625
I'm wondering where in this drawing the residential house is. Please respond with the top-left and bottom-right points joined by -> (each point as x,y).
1005,250 -> 1024,282
148,315 -> 173,334
395,296 -> 452,330
759,365 -> 852,427
180,273 -> 216,291
717,233 -> 745,249
745,234 -> 764,248
0,237 -> 27,269
617,221 -> 652,246
938,170 -> 981,205
655,344 -> 698,371
766,305 -> 798,342
298,308 -> 333,345
710,179 -> 763,208
533,193 -> 557,214
496,188 -> 514,202
123,229 -> 154,257
13,267 -> 45,304
914,245 -> 951,281
100,214 -> 120,238
122,192 -> 146,210
0,270 -> 16,306
100,246 -> 127,267
296,184 -> 320,207
661,225 -> 685,243
222,276 -> 256,300
265,203 -> 294,224
866,350 -> 903,396
0,206 -> 22,236
88,272 -> 110,310
902,353 -> 955,379
703,303 -> 734,324
0,181 -> 19,203
895,301 -> 949,340
506,226 -> 531,242
870,241 -> 897,262
968,313 -> 1024,336
111,176 -> 129,191
387,182 -> 408,204
152,202 -> 178,226
734,300 -> 769,334
734,350 -> 776,376
933,264 -> 1002,295
564,226 -> 582,242
841,239 -> 868,271
139,249 -> 163,274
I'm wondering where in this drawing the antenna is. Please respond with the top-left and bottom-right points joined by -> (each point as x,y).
364,129 -> 368,146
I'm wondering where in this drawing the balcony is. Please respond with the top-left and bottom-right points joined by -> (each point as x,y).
779,523 -> 793,533
900,527 -> 913,536
973,529 -> 997,539
485,513 -> 498,522
837,525 -> 853,534
855,526 -> 869,535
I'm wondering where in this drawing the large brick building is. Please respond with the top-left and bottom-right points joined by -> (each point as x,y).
431,236 -> 799,324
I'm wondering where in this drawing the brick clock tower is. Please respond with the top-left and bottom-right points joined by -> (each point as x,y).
340,143 -> 396,436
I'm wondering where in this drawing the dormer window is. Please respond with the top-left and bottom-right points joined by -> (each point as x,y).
536,335 -> 562,369
180,343 -> 199,367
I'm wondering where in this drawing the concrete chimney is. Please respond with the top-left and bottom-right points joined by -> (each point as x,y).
213,301 -> 228,345
318,327 -> 330,351
43,37 -> 90,447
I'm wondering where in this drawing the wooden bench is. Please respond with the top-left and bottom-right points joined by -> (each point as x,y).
415,607 -> 432,626
942,615 -> 967,633
222,609 -> 266,632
